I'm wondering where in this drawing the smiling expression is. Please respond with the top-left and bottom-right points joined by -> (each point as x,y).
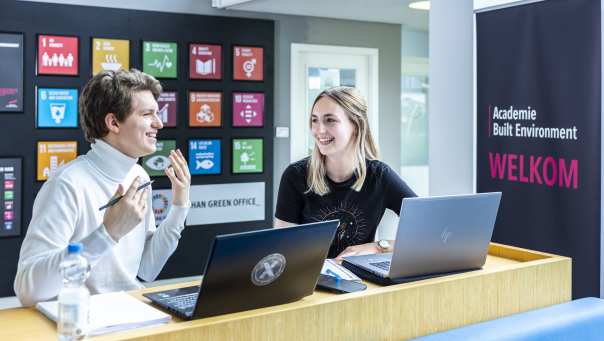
112,90 -> 162,158
311,97 -> 356,159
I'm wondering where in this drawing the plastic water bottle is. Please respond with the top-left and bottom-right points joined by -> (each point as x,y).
58,243 -> 90,340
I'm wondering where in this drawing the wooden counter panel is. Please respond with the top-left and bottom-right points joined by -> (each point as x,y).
2,243 -> 571,341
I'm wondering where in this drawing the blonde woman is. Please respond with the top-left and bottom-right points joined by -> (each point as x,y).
275,86 -> 416,260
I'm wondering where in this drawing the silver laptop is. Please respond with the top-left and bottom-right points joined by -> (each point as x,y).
342,192 -> 501,285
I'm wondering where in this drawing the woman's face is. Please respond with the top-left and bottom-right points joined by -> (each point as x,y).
311,96 -> 356,159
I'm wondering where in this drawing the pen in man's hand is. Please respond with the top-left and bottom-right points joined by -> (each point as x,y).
98,180 -> 154,211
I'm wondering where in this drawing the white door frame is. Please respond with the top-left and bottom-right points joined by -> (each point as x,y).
290,43 -> 379,162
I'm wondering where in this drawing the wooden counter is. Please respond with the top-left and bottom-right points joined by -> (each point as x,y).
0,243 -> 571,340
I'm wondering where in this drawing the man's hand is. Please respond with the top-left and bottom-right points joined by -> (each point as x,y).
165,149 -> 191,206
103,176 -> 149,242
335,242 -> 381,262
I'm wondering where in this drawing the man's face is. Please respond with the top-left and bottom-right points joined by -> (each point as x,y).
112,90 -> 162,158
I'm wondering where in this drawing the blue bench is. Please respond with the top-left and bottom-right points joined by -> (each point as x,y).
412,297 -> 604,340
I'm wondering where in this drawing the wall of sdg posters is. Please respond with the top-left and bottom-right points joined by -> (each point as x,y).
0,0 -> 273,296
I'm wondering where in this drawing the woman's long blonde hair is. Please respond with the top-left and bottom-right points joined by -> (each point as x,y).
306,86 -> 379,196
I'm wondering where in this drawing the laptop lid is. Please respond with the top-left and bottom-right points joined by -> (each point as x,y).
386,192 -> 501,279
192,220 -> 339,319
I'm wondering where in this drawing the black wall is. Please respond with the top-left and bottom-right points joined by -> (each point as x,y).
0,0 -> 274,297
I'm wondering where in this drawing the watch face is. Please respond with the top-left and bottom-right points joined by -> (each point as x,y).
378,240 -> 390,249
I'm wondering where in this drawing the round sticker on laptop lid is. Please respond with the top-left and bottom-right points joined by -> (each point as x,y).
251,253 -> 287,286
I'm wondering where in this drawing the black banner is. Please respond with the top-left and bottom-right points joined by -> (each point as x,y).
477,0 -> 601,298
0,32 -> 23,112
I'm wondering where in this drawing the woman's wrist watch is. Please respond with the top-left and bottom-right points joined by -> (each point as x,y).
377,239 -> 391,252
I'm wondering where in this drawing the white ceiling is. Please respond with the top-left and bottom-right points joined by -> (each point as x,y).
222,0 -> 429,30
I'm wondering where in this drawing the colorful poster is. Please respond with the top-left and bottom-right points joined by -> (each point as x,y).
232,138 -> 263,173
37,35 -> 78,76
188,139 -> 221,175
152,188 -> 172,226
186,182 -> 265,226
142,41 -> 177,78
36,88 -> 78,128
37,141 -> 77,181
0,158 -> 21,237
189,91 -> 222,127
142,140 -> 176,176
0,33 -> 23,112
157,91 -> 177,127
232,92 -> 264,127
189,43 -> 221,80
233,46 -> 263,81
92,38 -> 130,75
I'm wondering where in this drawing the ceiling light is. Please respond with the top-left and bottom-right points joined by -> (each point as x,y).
409,1 -> 430,11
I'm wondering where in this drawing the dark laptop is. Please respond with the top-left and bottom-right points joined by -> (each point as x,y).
342,192 -> 501,285
143,220 -> 339,319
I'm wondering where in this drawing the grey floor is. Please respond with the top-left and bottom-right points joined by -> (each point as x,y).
0,275 -> 202,310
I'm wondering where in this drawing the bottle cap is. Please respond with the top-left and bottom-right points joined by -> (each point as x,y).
67,242 -> 82,254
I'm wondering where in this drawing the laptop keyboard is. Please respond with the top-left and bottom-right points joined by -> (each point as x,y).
370,261 -> 391,271
164,292 -> 198,311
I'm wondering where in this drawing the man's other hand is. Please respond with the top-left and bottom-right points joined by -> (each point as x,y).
166,149 -> 191,206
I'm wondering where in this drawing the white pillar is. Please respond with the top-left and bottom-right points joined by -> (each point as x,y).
428,0 -> 474,195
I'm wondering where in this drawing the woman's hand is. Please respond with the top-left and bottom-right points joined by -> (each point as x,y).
335,242 -> 381,261
165,149 -> 191,206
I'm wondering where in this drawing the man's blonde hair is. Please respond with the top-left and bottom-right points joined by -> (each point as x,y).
306,86 -> 379,196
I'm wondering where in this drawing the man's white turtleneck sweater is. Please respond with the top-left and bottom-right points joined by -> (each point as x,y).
14,139 -> 190,306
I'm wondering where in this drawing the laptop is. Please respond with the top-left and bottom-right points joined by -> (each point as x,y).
342,192 -> 501,285
143,220 -> 339,319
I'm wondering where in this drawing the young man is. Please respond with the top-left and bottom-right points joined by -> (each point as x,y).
14,69 -> 191,306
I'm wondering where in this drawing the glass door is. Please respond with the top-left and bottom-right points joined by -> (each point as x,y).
290,44 -> 378,163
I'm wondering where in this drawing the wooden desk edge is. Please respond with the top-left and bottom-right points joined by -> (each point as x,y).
5,242 -> 572,341
104,242 -> 571,339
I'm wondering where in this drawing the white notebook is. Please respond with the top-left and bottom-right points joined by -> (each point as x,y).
36,291 -> 171,336
321,259 -> 362,282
